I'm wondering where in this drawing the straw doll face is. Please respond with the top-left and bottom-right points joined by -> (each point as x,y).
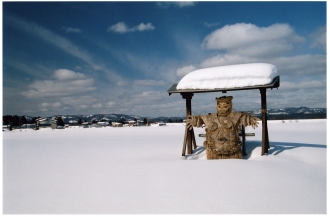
216,101 -> 232,116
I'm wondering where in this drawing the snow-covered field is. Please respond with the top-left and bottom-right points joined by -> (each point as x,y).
3,119 -> 326,214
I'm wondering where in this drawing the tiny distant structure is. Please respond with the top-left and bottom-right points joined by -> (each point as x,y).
167,63 -> 280,157
50,121 -> 57,129
81,122 -> 89,128
97,122 -> 109,127
112,122 -> 123,127
127,120 -> 136,127
35,118 -> 47,130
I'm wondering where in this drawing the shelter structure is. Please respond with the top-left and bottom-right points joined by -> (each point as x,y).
167,63 -> 280,156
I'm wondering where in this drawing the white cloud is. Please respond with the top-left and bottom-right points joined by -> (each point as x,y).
176,65 -> 196,77
280,80 -> 326,90
310,26 -> 326,51
116,80 -> 130,86
202,23 -> 304,57
107,22 -> 130,34
92,103 -> 103,109
107,22 -> 155,34
106,102 -> 116,107
133,79 -> 166,86
199,53 -> 256,68
157,2 -> 196,8
22,69 -> 96,98
198,53 -> 326,77
39,102 -> 62,111
41,102 -> 50,107
53,102 -> 62,107
135,23 -> 155,31
203,22 -> 221,28
61,26 -> 82,33
271,54 -> 326,76
173,1 -> 196,7
54,69 -> 86,80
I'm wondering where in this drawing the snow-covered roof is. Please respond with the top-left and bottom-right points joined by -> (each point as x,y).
176,63 -> 278,90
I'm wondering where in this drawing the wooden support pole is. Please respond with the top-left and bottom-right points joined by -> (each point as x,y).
182,126 -> 188,156
242,125 -> 247,156
260,88 -> 270,155
180,93 -> 195,155
192,129 -> 197,149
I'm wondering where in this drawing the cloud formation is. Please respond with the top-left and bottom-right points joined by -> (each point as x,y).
203,22 -> 221,28
133,79 -> 167,86
280,80 -> 326,90
176,65 -> 196,77
157,2 -> 196,8
202,23 -> 304,57
175,22 -> 326,107
22,69 -> 96,98
54,69 -> 86,80
310,26 -> 326,51
107,22 -> 155,34
61,26 -> 82,33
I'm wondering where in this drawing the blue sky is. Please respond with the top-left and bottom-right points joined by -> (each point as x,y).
2,1 -> 326,117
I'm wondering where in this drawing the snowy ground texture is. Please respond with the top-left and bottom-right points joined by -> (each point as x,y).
3,119 -> 327,214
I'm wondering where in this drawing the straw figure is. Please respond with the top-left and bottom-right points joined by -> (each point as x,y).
186,96 -> 260,159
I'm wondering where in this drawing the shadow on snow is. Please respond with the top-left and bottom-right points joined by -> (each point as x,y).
184,141 -> 326,160
244,140 -> 326,159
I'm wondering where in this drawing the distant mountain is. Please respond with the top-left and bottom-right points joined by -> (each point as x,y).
54,107 -> 326,123
9,107 -> 326,125
47,114 -> 185,124
246,107 -> 326,120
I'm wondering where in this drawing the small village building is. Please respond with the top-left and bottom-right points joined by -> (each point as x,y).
97,122 -> 109,127
50,122 -> 57,129
112,122 -> 123,127
81,122 -> 89,128
127,120 -> 136,127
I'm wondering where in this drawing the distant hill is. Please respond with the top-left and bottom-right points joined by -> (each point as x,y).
3,107 -> 326,126
246,107 -> 326,120
50,107 -> 326,123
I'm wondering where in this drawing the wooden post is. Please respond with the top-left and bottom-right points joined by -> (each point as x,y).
180,93 -> 196,155
241,125 -> 247,156
182,126 -> 188,156
260,88 -> 270,155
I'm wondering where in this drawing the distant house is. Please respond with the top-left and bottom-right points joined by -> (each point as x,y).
97,122 -> 109,127
2,125 -> 12,131
81,122 -> 89,128
21,124 -> 36,129
39,123 -> 51,129
50,122 -> 57,129
127,120 -> 136,127
112,122 -> 123,127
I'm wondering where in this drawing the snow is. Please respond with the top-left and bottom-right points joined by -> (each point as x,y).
2,119 -> 326,214
177,63 -> 278,90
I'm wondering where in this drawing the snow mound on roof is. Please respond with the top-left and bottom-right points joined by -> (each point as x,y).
177,63 -> 278,90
